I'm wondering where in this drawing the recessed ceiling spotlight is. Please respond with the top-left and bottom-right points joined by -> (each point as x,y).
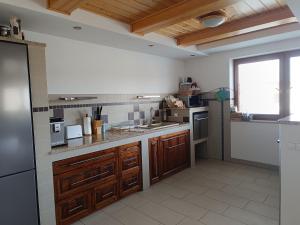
190,54 -> 196,57
197,11 -> 227,28
73,26 -> 82,30
148,44 -> 155,47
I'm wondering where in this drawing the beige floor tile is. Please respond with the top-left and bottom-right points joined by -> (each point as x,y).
244,201 -> 279,220
204,189 -> 249,208
71,222 -> 84,225
137,201 -> 185,225
81,211 -> 123,225
161,196 -> 208,220
191,176 -> 226,189
222,185 -> 268,202
234,168 -> 271,179
184,193 -> 229,213
200,212 -> 245,225
254,178 -> 280,189
224,207 -> 279,225
111,206 -> 161,225
178,218 -> 206,225
120,192 -> 150,208
172,179 -> 209,195
102,201 -> 126,214
200,171 -> 243,186
138,188 -> 171,204
239,182 -> 279,196
151,182 -> 189,198
264,195 -> 280,209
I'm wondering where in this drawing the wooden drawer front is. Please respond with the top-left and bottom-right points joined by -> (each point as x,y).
121,153 -> 140,171
94,181 -> 118,209
53,148 -> 117,175
120,170 -> 141,197
55,159 -> 117,200
56,191 -> 91,225
120,144 -> 141,172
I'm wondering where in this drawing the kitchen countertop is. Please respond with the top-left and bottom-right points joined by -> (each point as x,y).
50,123 -> 190,154
278,114 -> 300,125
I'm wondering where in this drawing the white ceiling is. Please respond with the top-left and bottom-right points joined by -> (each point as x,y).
1,0 -> 300,59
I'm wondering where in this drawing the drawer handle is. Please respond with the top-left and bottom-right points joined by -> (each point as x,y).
127,180 -> 137,187
167,143 -> 185,149
124,157 -> 136,163
102,191 -> 114,198
194,117 -> 208,121
71,170 -> 111,186
68,204 -> 83,214
127,162 -> 137,167
67,153 -> 115,167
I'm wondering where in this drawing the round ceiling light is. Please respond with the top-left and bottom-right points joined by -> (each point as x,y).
197,11 -> 227,28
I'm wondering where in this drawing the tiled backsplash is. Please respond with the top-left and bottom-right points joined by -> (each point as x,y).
47,94 -> 168,127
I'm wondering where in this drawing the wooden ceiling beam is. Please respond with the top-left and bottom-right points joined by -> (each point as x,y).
177,6 -> 297,46
131,0 -> 241,35
48,0 -> 88,15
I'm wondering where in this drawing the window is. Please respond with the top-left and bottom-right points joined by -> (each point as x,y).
234,50 -> 300,120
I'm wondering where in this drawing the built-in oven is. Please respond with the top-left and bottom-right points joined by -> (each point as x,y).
193,111 -> 208,141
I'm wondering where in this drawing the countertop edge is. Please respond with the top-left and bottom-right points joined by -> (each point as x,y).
49,124 -> 191,158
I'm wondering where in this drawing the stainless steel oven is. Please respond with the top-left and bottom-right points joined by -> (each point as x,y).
193,111 -> 208,141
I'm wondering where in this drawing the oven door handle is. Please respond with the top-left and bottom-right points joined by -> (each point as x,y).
194,117 -> 208,121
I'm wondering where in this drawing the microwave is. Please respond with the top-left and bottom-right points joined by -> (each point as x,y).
179,95 -> 208,108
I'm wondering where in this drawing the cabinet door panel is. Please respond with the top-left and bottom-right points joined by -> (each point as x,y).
120,169 -> 141,198
160,131 -> 190,178
55,158 -> 117,200
94,181 -> 118,210
53,148 -> 117,175
149,137 -> 161,184
56,191 -> 92,225
119,143 -> 141,172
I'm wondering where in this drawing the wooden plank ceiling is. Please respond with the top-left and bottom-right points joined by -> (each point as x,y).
48,0 -> 298,47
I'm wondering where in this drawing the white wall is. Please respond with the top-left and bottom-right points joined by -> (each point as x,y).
185,37 -> 300,165
26,31 -> 185,94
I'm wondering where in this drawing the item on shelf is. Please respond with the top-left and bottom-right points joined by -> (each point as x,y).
0,25 -> 10,37
10,16 -> 22,40
92,119 -> 103,135
165,95 -> 185,109
241,113 -> 253,121
50,117 -> 65,147
178,80 -> 201,96
83,114 -> 92,136
231,112 -> 242,121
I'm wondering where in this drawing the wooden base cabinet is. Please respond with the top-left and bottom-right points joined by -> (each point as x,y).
149,130 -> 190,185
53,142 -> 142,225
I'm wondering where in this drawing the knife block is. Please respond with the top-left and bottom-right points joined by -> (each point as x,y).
92,120 -> 103,135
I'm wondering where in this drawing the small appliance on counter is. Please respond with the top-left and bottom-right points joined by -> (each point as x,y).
50,117 -> 65,147
178,95 -> 208,108
65,124 -> 83,140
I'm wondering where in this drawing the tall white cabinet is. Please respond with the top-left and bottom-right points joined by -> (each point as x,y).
279,116 -> 300,225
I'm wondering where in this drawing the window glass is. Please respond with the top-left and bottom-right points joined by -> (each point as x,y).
238,59 -> 280,114
290,56 -> 300,115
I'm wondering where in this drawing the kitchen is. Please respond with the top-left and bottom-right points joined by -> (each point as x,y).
0,1 -> 300,225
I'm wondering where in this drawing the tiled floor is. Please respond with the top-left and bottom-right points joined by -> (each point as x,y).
73,159 -> 280,225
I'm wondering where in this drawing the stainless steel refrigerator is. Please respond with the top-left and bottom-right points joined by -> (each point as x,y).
0,41 -> 40,225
